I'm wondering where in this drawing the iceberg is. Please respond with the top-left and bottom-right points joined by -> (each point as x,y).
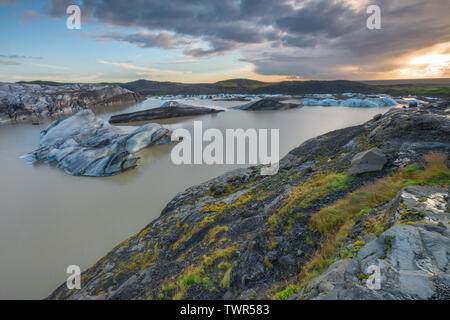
21,110 -> 174,177
302,95 -> 398,107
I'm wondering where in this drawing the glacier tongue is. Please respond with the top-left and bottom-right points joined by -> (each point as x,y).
21,110 -> 174,177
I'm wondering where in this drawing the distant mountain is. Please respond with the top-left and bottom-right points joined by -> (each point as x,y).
16,78 -> 450,96
16,80 -> 71,86
361,78 -> 450,86
122,79 -> 375,95
214,79 -> 269,89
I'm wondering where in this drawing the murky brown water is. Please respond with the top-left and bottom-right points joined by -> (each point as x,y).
0,98 -> 389,299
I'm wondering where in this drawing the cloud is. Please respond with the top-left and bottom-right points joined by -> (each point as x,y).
19,10 -> 38,25
0,60 -> 19,65
0,54 -> 42,59
97,30 -> 189,50
47,0 -> 450,79
7,72 -> 104,83
48,0 -> 292,56
48,0 -> 74,17
98,59 -> 186,78
32,63 -> 70,70
158,59 -> 202,65
0,0 -> 18,7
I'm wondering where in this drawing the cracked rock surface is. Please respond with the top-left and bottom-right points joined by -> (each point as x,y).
300,186 -> 450,300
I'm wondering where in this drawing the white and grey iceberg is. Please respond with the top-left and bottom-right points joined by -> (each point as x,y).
302,94 -> 398,107
21,110 -> 174,177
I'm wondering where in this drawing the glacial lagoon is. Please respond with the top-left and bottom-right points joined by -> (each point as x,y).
0,98 -> 389,299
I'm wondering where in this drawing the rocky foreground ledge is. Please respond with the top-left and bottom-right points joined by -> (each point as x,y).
0,82 -> 144,124
49,101 -> 449,300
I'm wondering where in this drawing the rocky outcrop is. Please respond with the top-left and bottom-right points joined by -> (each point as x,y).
0,82 -> 144,124
348,148 -> 387,176
21,110 -> 174,177
232,98 -> 301,111
300,186 -> 449,300
109,101 -> 223,124
48,100 -> 449,300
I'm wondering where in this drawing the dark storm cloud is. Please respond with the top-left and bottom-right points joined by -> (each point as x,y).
49,0 -> 74,16
48,0 -> 450,78
96,31 -> 190,50
48,0 -> 298,54
276,0 -> 362,39
245,0 -> 450,79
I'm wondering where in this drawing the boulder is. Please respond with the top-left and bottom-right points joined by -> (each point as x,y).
21,110 -> 174,176
348,147 -> 387,176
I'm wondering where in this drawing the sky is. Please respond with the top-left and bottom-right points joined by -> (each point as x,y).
0,0 -> 449,83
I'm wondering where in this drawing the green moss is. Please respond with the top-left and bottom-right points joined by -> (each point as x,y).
285,218 -> 294,235
365,212 -> 390,236
220,266 -> 233,288
264,256 -> 273,269
358,272 -> 370,281
398,208 -> 425,224
202,245 -> 238,267
162,282 -> 176,292
201,192 -> 254,214
203,225 -> 229,245
177,266 -> 210,288
163,245 -> 238,299
274,285 -> 299,300
341,248 -> 351,259
172,214 -> 220,249
269,172 -> 355,233
381,236 -> 392,259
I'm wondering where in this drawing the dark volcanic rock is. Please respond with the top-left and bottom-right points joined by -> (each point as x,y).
109,101 -> 223,123
233,98 -> 301,111
48,101 -> 449,300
